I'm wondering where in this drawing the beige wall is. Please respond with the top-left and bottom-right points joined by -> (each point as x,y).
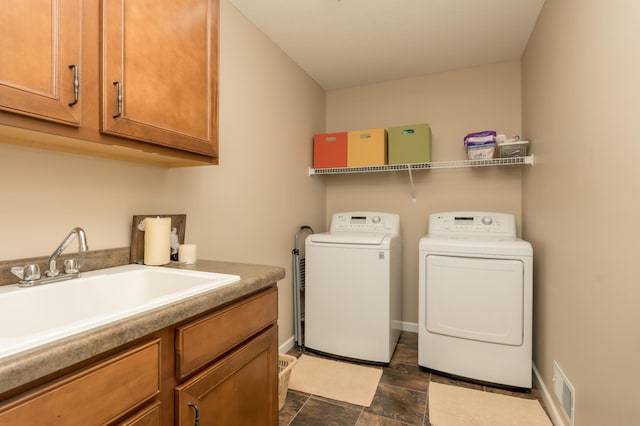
0,0 -> 327,347
522,1 -> 640,425
325,62 -> 524,324
7,3 -> 638,422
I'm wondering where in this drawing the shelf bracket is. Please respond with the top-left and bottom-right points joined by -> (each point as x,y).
406,165 -> 417,203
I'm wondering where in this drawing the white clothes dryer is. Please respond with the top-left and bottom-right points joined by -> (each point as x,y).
305,212 -> 402,364
418,212 -> 533,390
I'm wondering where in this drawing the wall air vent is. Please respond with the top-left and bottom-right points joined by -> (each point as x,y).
553,360 -> 576,425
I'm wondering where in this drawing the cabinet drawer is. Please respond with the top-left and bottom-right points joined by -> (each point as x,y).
115,401 -> 161,426
176,287 -> 278,379
0,339 -> 160,425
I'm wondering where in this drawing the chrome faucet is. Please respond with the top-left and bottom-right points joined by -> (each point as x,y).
11,227 -> 89,287
46,227 -> 89,277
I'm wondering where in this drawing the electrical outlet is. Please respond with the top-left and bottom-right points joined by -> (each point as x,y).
553,360 -> 576,425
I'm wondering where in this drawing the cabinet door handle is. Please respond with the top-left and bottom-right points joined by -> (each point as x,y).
188,402 -> 200,426
113,81 -> 122,118
68,65 -> 79,107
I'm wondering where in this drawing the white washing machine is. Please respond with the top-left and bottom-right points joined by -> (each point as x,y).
305,212 -> 402,364
418,211 -> 533,389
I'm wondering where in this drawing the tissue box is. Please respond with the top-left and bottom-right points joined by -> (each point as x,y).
388,123 -> 431,164
497,140 -> 529,158
347,128 -> 387,166
313,132 -> 348,168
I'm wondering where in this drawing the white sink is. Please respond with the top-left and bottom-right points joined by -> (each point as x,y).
0,264 -> 240,360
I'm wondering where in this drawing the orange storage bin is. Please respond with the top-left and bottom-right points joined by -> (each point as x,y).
313,132 -> 348,168
347,128 -> 387,167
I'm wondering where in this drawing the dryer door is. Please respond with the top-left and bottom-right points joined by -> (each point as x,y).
425,255 -> 523,346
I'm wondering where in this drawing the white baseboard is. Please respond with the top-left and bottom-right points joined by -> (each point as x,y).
399,321 -> 418,333
279,335 -> 296,353
533,362 -> 566,426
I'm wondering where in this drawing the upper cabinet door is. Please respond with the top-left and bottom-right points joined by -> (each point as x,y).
101,0 -> 218,157
0,0 -> 82,126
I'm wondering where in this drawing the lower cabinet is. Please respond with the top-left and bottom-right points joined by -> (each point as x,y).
0,340 -> 161,424
176,327 -> 278,426
0,286 -> 278,425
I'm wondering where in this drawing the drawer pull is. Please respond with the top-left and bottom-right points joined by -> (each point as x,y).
113,81 -> 123,118
188,402 -> 200,426
68,65 -> 79,106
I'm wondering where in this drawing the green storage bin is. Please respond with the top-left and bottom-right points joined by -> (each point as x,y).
387,123 -> 431,164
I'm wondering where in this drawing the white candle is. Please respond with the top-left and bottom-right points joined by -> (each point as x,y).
144,217 -> 171,265
179,244 -> 197,264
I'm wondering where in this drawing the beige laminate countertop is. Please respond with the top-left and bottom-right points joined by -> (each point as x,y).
0,260 -> 285,396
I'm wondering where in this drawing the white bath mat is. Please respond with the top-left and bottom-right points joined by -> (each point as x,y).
288,354 -> 382,407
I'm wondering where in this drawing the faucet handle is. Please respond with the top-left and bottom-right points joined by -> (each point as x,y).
64,259 -> 79,274
11,264 -> 41,281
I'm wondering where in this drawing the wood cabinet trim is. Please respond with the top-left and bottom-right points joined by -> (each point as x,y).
115,401 -> 162,426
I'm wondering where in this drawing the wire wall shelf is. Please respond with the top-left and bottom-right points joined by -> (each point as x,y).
308,155 -> 534,176
308,155 -> 534,203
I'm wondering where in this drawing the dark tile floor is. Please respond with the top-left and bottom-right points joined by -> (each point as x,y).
279,332 -> 548,426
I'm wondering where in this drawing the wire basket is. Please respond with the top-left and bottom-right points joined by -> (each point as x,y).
496,140 -> 529,158
278,354 -> 297,410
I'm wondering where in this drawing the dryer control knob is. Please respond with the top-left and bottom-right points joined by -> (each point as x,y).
372,216 -> 382,224
482,216 -> 493,225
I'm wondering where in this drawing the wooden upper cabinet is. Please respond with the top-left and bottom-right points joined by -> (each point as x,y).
0,0 -> 82,126
101,0 -> 218,157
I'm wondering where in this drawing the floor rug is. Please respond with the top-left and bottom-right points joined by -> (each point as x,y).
429,382 -> 552,426
288,354 -> 382,407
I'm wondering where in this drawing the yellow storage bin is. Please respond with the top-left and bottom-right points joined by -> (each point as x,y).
347,128 -> 388,167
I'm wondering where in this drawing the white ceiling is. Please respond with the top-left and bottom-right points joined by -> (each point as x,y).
228,0 -> 545,90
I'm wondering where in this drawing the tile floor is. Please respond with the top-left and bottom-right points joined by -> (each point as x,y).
279,332 -> 548,426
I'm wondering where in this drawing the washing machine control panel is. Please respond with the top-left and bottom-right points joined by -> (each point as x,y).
330,212 -> 400,234
428,212 -> 516,237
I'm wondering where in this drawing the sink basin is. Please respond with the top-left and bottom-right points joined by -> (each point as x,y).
0,264 -> 240,360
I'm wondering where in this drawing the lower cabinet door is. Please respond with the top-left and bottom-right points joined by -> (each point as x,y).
175,326 -> 278,426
